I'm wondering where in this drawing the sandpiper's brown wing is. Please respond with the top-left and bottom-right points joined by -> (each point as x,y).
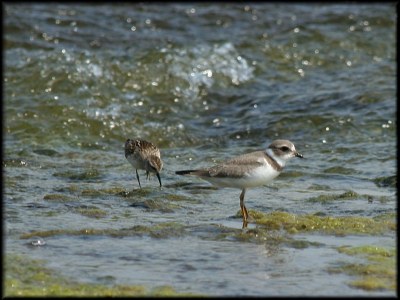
125,139 -> 160,159
136,139 -> 161,158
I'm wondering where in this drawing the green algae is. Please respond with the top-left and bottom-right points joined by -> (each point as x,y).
129,199 -> 179,212
350,277 -> 395,291
119,187 -> 153,198
165,193 -> 197,202
54,184 -> 81,193
41,211 -> 60,217
73,206 -> 107,218
124,192 -> 196,212
81,186 -> 129,197
43,193 -> 76,202
233,228 -> 322,249
223,227 -> 285,244
246,210 -> 395,235
306,190 -> 391,204
323,166 -> 356,174
190,224 -> 288,256
285,239 -> 324,249
306,190 -> 359,203
128,222 -> 186,238
307,184 -> 332,191
3,158 -> 29,168
44,189 -> 196,214
373,212 -> 396,222
198,224 -> 322,253
337,245 -> 395,259
20,228 -> 111,239
373,175 -> 396,188
33,149 -> 60,156
4,254 -> 192,297
53,168 -> 102,180
19,222 -> 186,240
332,245 -> 396,291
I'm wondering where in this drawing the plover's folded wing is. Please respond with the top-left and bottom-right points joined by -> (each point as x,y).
208,161 -> 263,178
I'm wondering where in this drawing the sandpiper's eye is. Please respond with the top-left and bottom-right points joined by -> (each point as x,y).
281,146 -> 290,152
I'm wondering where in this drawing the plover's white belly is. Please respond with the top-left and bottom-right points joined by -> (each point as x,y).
203,165 -> 281,189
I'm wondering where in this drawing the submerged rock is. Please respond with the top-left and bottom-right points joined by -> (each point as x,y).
373,175 -> 396,188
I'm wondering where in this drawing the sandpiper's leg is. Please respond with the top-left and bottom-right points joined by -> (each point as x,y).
239,188 -> 248,222
146,171 -> 150,180
156,172 -> 162,188
135,169 -> 142,188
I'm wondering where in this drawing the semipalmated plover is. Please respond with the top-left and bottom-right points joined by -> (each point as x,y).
176,139 -> 303,227
125,139 -> 163,188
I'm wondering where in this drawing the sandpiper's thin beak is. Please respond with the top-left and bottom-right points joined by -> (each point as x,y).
295,152 -> 304,158
156,172 -> 162,187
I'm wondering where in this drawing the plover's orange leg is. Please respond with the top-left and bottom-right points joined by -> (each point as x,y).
239,188 -> 248,221
242,219 -> 248,229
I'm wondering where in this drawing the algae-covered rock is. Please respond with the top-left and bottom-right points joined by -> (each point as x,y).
43,194 -> 75,202
332,245 -> 396,291
323,166 -> 357,175
129,199 -> 177,212
306,190 -> 392,204
33,149 -> 60,157
73,206 -> 107,218
373,175 -> 396,188
247,210 -> 395,235
306,190 -> 359,203
81,186 -> 127,197
129,222 -> 186,238
19,222 -> 186,240
53,168 -> 102,180
4,254 -> 193,296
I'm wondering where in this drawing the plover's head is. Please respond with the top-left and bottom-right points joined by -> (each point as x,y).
266,139 -> 303,167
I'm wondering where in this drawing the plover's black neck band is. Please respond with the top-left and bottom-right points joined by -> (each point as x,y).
263,151 -> 283,172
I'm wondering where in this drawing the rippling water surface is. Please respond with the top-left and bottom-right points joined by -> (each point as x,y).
4,3 -> 396,296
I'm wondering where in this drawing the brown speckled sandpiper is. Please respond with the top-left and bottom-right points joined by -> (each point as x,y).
125,139 -> 163,188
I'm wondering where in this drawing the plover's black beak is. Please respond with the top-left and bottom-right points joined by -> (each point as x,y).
156,172 -> 162,187
295,152 -> 304,159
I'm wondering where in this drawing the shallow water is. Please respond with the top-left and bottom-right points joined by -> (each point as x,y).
4,3 -> 396,296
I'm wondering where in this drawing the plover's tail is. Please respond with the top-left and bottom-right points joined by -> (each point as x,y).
175,170 -> 209,176
175,170 -> 197,175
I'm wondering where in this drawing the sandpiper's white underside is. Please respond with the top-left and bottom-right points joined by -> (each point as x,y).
126,154 -> 146,170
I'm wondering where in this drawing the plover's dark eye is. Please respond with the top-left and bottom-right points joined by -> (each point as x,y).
281,146 -> 290,152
